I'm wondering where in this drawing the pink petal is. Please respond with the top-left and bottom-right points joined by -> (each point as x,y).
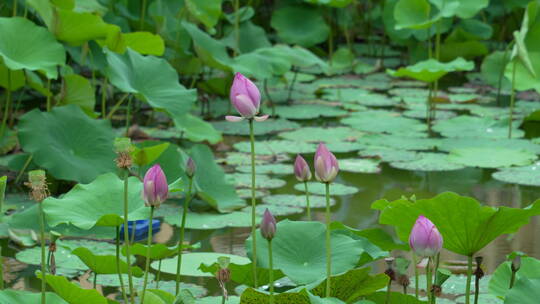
254,114 -> 269,122
226,115 -> 244,122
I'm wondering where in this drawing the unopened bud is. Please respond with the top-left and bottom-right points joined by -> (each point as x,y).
217,267 -> 231,283
384,257 -> 396,281
397,274 -> 410,288
260,209 -> 276,241
114,137 -> 133,169
511,256 -> 521,272
25,170 -> 49,203
186,157 -> 196,178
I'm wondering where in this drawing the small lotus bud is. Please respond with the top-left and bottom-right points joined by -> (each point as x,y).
260,208 -> 276,241
294,155 -> 311,182
142,164 -> 168,207
186,157 -> 196,178
217,267 -> 231,283
397,274 -> 410,288
26,170 -> 49,203
409,215 -> 443,257
314,143 -> 339,183
114,137 -> 133,169
511,256 -> 521,272
384,257 -> 396,281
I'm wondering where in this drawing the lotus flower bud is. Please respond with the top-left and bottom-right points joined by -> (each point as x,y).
294,155 -> 312,182
408,215 -> 443,257
260,208 -> 276,241
314,143 -> 339,183
186,157 -> 196,178
26,170 -> 49,203
226,73 -> 269,122
114,137 -> 133,169
217,267 -> 231,283
143,164 -> 168,207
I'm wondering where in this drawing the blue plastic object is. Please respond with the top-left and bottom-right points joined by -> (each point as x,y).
119,219 -> 161,242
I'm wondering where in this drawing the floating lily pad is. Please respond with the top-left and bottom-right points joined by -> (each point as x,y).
230,173 -> 286,189
342,110 -> 427,135
341,103 -> 369,111
388,88 -> 430,98
414,274 -> 491,296
339,158 -> 381,173
492,164 -> 540,186
359,147 -> 420,162
275,104 -> 348,119
403,108 -> 457,120
236,163 -> 293,175
236,188 -> 267,199
433,115 -> 524,139
455,294 -> 502,304
390,153 -> 466,171
242,204 -> 304,217
198,296 -> 240,304
294,182 -> 359,196
262,194 -> 336,209
279,127 -> 364,143
360,134 -> 437,151
218,152 -> 290,166
448,148 -> 536,169
322,87 -> 370,102
211,118 -> 300,136
387,58 -> 474,82
155,204 -> 257,230
436,138 -> 540,154
356,93 -> 399,107
326,142 -> 367,153
234,140 -> 316,155
154,252 -> 251,277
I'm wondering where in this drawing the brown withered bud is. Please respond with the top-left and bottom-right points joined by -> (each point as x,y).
397,274 -> 410,288
474,256 -> 484,279
114,137 -> 133,169
432,285 -> 442,297
217,267 -> 231,283
25,170 -> 49,203
384,257 -> 396,281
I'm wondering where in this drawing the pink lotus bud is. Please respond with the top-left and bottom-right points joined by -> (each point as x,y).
230,73 -> 261,118
186,157 -> 196,178
143,164 -> 168,207
409,215 -> 443,257
314,143 -> 339,183
294,155 -> 312,182
260,208 -> 276,241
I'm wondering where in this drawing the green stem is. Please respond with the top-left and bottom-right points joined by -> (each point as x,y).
263,79 -> 274,117
327,10 -> 334,66
325,182 -> 331,297
465,256 -> 473,304
115,227 -> 128,303
0,70 -> 12,139
156,260 -> 161,288
106,93 -> 130,120
286,68 -> 298,103
15,155 -> 32,184
38,202 -> 46,304
432,254 -> 440,304
497,44 -> 512,106
93,272 -> 97,290
233,0 -> 240,56
509,269 -> 517,289
249,119 -> 258,288
268,240 -> 274,304
101,77 -> 108,118
508,60 -> 517,139
13,0 -> 17,16
125,96 -> 132,137
304,182 -> 311,221
46,78 -> 51,112
141,206 -> 154,303
122,170 -> 135,304
426,84 -> 433,135
222,294 -> 226,304
385,278 -> 392,304
0,246 -> 3,290
140,0 -> 147,29
176,177 -> 192,295
426,258 -> 432,303
413,254 -> 419,299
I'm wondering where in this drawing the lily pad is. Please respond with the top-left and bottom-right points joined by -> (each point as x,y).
279,127 -> 364,143
390,153 -> 466,171
218,152 -> 290,166
236,163 -> 293,175
234,140 -> 317,155
342,110 -> 427,135
433,116 -> 524,139
436,138 -> 540,154
492,164 -> 540,186
18,105 -> 117,183
230,173 -> 286,189
489,257 -> 540,298
387,58 -> 474,83
270,5 -> 329,47
153,252 -> 251,277
448,148 -> 537,168
322,87 -> 371,102
339,158 -> 381,173
212,119 -> 300,136
0,290 -> 67,304
359,147 -> 420,163
360,134 -> 438,151
262,194 -> 336,209
43,173 -> 149,230
155,204 -> 257,230
275,104 -> 348,120
294,182 -> 359,196
242,204 -> 304,217
72,247 -> 143,276
356,93 -> 399,107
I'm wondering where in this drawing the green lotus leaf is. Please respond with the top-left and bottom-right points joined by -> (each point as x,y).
212,119 -> 300,136
43,173 -> 149,230
365,291 -> 427,303
372,192 -> 540,256
234,140 -> 317,155
105,48 -> 197,121
173,113 -> 223,144
182,21 -> 233,71
275,104 -> 348,120
155,204 -> 257,230
304,0 -> 354,8
236,164 -> 293,175
198,296 -> 240,304
72,247 -> 143,276
294,182 -> 359,196
18,105 -> 117,183
387,58 -> 474,82
57,74 -> 95,114
279,127 -> 363,143
199,261 -> 285,287
448,148 -> 537,168
394,0 -> 438,30
492,164 -> 540,186
436,138 -> 540,154
489,257 -> 540,298
0,290 -> 67,304
242,204 -> 304,216
262,194 -> 336,209
390,152 -> 466,171
431,0 -> 489,19
0,17 -> 65,79
246,220 -> 366,284
123,243 -> 178,260
185,0 -> 222,30
132,142 -> 170,167
0,61 -> 25,90
37,272 -> 118,304
339,158 -> 381,174
240,287 -> 310,304
230,173 -> 286,189
504,278 -> 540,304
153,252 -> 251,277
271,5 -> 330,47
433,115 -> 524,139
342,110 -> 427,135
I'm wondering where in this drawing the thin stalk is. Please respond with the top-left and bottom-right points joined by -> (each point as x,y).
141,206 -> 155,303
248,119 -> 258,288
508,60 -> 517,139
286,68 -> 298,103
263,79 -> 274,117
0,70 -> 12,139
509,268 -> 517,289
268,240 -> 274,304
222,293 -> 226,304
474,273 -> 480,304
327,10 -> 334,66
38,202 -> 46,304
0,246 -> 3,290
13,0 -> 17,16
125,96 -> 132,137
140,0 -> 147,29
101,77 -> 108,118
304,182 -> 311,221
426,84 -> 434,135
385,278 -> 392,304
93,272 -> 97,289
15,155 -> 33,184
46,78 -> 51,112
426,258 -> 432,303
155,260 -> 161,288
432,254 -> 440,304
413,254 -> 419,299
324,182 -> 332,297
497,44 -> 512,106
465,256 -> 473,304
122,170 -> 135,304
176,177 -> 192,295
233,0 -> 240,57
106,93 -> 130,120
115,227 -> 128,303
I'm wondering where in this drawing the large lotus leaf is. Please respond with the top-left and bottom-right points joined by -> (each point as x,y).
232,46 -> 292,79
489,257 -> 540,298
240,288 -> 310,304
0,61 -> 25,90
18,105 -> 117,183
118,32 -> 166,56
492,164 -> 540,186
279,127 -> 363,142
431,0 -> 489,18
504,278 -> 540,304
294,182 -> 359,196
433,115 -> 524,139
185,0 -> 222,29
436,138 -> 540,154
155,204 -> 256,230
505,52 -> 540,93
273,45 -> 328,69
153,253 -> 251,277
222,21 -> 271,54
342,110 -> 427,135
43,173 -> 149,230
182,21 -> 233,71
212,119 -> 300,136
372,192 -> 540,256
387,58 -> 474,82
0,17 -> 65,79
0,290 -> 67,304
37,273 -> 118,304
390,152 -> 466,171
234,140 -> 317,155
199,261 -> 284,287
57,74 -> 95,113
72,247 -> 143,276
105,48 -> 197,120
394,0 -> 438,30
271,5 -> 330,47
448,148 -> 537,168
246,220 -> 366,285
481,51 -> 512,90
173,114 -> 222,144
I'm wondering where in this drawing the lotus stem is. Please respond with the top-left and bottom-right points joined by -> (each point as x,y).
155,259 -> 161,288
0,246 -> 3,290
268,240 -> 274,304
122,170 -> 135,304
0,70 -> 12,139
46,78 -> 51,112
0,176 -> 6,290
509,268 -> 517,289
465,255 -> 473,304
287,68 -> 298,103
247,119 -> 259,288
426,257 -> 432,303
263,79 -> 275,117
38,202 -> 46,304
115,227 -> 128,303
508,60 -> 517,139
141,206 -> 155,303
432,254 -> 440,304
233,0 -> 240,57
176,176 -> 192,295
385,277 -> 391,304
324,182 -> 332,297
497,44 -> 512,106
304,181 -> 311,221
413,254 -> 419,299
101,77 -> 108,118
140,0 -> 147,29
93,272 -> 97,289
